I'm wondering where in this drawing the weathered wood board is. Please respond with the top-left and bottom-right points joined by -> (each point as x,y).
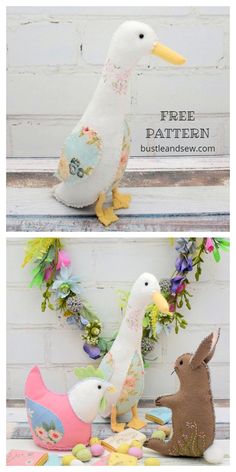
6,185 -> 229,232
6,403 -> 230,466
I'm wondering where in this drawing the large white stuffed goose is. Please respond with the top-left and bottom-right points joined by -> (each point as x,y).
98,273 -> 170,432
53,21 -> 186,226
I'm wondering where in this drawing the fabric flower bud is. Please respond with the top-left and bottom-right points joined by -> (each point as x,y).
66,296 -> 83,314
205,238 -> 214,253
56,249 -> 71,270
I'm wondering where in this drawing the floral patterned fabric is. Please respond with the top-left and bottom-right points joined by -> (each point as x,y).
58,127 -> 102,184
100,350 -> 144,416
116,351 -> 144,416
113,120 -> 131,188
102,59 -> 132,95
26,397 -> 64,448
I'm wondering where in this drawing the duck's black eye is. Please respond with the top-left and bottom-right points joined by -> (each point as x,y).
145,282 -> 148,286
179,360 -> 183,365
139,33 -> 144,39
97,385 -> 102,389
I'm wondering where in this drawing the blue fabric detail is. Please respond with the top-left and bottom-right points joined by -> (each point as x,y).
26,397 -> 64,444
63,127 -> 102,185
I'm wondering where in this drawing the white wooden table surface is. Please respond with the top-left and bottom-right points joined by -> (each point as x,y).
6,156 -> 229,232
6,402 -> 230,466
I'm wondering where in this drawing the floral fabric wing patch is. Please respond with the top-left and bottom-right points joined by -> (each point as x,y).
58,127 -> 102,184
26,397 -> 64,446
113,120 -> 131,188
116,351 -> 144,416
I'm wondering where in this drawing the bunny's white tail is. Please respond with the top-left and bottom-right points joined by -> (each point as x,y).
203,442 -> 225,464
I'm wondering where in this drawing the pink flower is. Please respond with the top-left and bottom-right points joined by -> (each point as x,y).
34,426 -> 48,441
169,303 -> 175,313
205,238 -> 214,253
176,282 -> 186,294
124,376 -> 136,389
44,265 -> 53,281
56,249 -> 71,270
48,429 -> 63,443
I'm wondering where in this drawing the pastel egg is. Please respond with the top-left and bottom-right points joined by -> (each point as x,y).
61,455 -> 77,466
151,430 -> 166,441
117,443 -> 130,454
128,447 -> 143,459
130,440 -> 143,448
144,457 -> 161,466
76,448 -> 92,462
72,444 -> 86,456
89,436 -> 101,446
157,425 -> 172,437
90,444 -> 105,457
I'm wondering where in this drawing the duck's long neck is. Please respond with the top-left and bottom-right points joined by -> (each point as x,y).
114,296 -> 147,350
87,57 -> 133,115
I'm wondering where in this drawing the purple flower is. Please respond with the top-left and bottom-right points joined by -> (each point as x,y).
175,255 -> 193,273
83,343 -> 101,359
170,275 -> 186,293
80,315 -> 89,326
175,238 -> 196,255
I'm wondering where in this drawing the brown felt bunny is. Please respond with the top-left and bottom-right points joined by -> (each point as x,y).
144,330 -> 220,458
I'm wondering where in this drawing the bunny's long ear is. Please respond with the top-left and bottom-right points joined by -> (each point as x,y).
190,329 -> 220,369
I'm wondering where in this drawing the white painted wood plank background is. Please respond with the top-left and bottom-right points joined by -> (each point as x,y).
7,238 -> 229,400
7,6 -> 229,160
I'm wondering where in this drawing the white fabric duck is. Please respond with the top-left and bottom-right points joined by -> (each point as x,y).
53,21 -> 186,226
98,273 -> 170,432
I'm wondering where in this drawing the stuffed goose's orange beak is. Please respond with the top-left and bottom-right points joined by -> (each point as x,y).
152,291 -> 170,313
152,42 -> 186,65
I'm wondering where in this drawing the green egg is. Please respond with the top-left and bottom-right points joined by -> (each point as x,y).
76,448 -> 92,462
72,443 -> 86,456
151,430 -> 166,441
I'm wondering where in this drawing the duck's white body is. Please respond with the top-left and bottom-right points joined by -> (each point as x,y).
52,21 -> 185,225
53,73 -> 130,208
99,295 -> 145,417
98,273 -> 170,431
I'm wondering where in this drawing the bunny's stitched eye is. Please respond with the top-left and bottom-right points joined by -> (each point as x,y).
145,282 -> 148,286
97,385 -> 102,389
139,33 -> 144,39
179,360 -> 183,365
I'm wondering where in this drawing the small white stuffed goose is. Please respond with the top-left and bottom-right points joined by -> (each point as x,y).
53,21 -> 186,226
98,273 -> 170,432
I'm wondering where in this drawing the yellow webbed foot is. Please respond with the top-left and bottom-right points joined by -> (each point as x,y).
112,188 -> 131,210
111,405 -> 126,433
111,422 -> 126,433
127,417 -> 146,430
127,404 -> 146,430
95,192 -> 119,227
102,207 -> 119,226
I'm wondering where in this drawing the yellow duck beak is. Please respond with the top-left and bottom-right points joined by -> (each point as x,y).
152,291 -> 170,313
152,41 -> 186,65
107,385 -> 116,393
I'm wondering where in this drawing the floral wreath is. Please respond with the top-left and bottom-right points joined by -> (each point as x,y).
22,237 -> 229,366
